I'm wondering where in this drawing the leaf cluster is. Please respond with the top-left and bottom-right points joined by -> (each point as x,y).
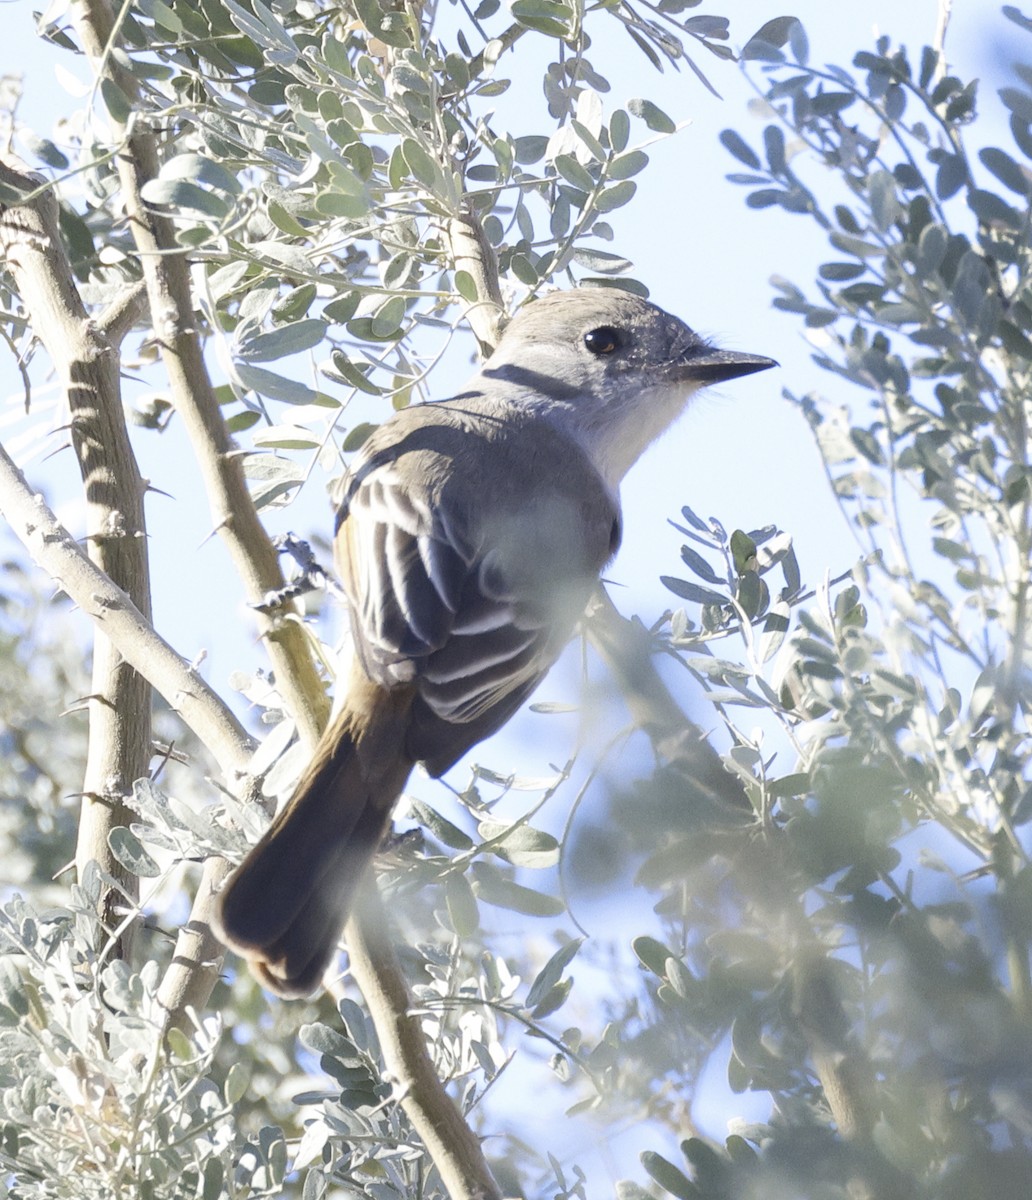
617,10 -> 1032,1196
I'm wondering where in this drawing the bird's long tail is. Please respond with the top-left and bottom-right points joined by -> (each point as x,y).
215,674 -> 415,997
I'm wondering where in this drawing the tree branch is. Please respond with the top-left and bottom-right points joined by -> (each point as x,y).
0,444 -> 257,1029
346,893 -> 503,1200
448,211 -> 505,352
0,153 -> 151,960
68,0 -> 329,752
0,446 -> 254,777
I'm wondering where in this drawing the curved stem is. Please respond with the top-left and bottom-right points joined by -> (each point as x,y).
345,892 -> 503,1200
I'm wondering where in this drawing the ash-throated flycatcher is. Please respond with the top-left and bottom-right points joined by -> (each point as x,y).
216,289 -> 775,996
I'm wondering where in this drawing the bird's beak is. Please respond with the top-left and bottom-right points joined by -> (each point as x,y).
675,348 -> 778,385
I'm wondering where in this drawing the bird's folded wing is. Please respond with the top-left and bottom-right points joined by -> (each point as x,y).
335,461 -> 553,725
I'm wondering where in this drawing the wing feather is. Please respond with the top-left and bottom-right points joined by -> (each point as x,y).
337,461 -> 543,713
334,405 -> 617,744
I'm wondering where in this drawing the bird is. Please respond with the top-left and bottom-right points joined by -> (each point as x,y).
214,288 -> 776,996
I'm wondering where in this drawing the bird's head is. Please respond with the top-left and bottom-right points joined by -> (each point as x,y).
480,289 -> 777,485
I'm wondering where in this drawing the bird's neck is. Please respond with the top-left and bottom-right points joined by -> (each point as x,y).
559,382 -> 697,490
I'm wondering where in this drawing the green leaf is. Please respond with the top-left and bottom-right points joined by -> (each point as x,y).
445,873 -> 479,936
108,827 -> 161,878
764,125 -> 786,174
510,0 -> 573,37
554,153 -> 596,192
820,262 -> 866,282
19,132 -> 70,170
160,152 -> 242,195
627,98 -> 676,133
444,51 -> 470,89
632,935 -> 677,977
968,187 -> 1021,228
679,544 -> 722,584
140,178 -> 229,219
224,1062 -> 249,1106
936,153 -> 967,199
661,576 -> 726,605
324,291 -> 361,324
729,529 -> 757,572
330,353 -> 383,395
526,939 -> 583,1011
226,410 -> 261,433
867,169 -> 900,230
455,269 -> 479,303
267,200 -> 307,237
100,77 -> 133,123
0,958 -> 28,1020
915,222 -> 948,277
370,295 -> 407,338
471,863 -> 564,915
741,17 -> 798,60
641,1151 -> 700,1199
514,135 -> 548,164
224,0 -> 299,56
571,119 -> 606,162
719,129 -> 761,170
679,504 -> 710,533
251,425 -> 321,450
325,157 -> 371,198
610,108 -> 631,153
664,956 -> 694,999
273,283 -> 318,322
236,364 -> 325,406
314,188 -> 370,220
202,1160 -> 225,1200
595,180 -> 637,212
299,1022 -> 360,1060
980,147 -> 1031,194
759,600 -> 790,662
768,772 -> 811,798
608,150 -> 649,180
736,570 -> 768,619
1004,3 -> 1032,32
166,1027 -> 192,1060
509,252 -> 539,286
408,798 -> 474,850
402,138 -> 441,192
746,188 -> 781,209
571,246 -> 632,274
354,0 -> 412,45
342,422 -> 378,451
530,977 -> 573,1018
238,318 -> 327,362
479,820 -> 560,867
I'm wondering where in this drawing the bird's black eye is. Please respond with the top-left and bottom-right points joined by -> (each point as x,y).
583,325 -> 623,355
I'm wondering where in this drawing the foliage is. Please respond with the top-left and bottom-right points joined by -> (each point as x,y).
1,1 -> 1031,1199
617,9 -> 1032,1197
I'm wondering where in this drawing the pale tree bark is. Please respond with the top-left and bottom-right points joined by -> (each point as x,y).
68,0 -> 330,751
0,155 -> 150,961
0,437 -> 257,1030
65,0 -> 334,1034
